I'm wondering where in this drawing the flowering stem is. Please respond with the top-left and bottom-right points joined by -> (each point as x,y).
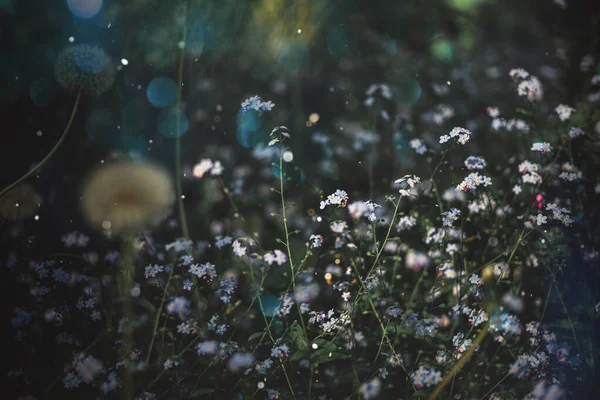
0,91 -> 81,199
119,235 -> 136,400
277,143 -> 312,396
353,192 -> 403,302
146,260 -> 176,363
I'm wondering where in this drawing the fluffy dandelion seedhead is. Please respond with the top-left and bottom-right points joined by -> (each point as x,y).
80,161 -> 175,236
54,44 -> 116,96
0,183 -> 42,221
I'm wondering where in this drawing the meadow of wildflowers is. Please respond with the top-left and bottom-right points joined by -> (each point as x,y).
3,1 -> 600,400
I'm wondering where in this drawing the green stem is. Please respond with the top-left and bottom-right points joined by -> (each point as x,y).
119,235 -> 136,400
175,2 -> 189,239
146,261 -> 176,363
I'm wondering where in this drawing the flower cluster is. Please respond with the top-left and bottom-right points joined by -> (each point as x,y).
439,127 -> 472,145
456,172 -> 492,191
555,104 -> 574,121
319,189 -> 349,209
192,158 -> 224,178
241,95 -> 274,113
531,142 -> 552,154
215,277 -> 238,303
411,366 -> 443,388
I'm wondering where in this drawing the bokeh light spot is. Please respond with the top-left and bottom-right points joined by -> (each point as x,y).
259,295 -> 281,317
326,26 -> 360,59
186,19 -> 215,55
123,97 -> 151,135
30,78 -> 57,107
85,109 -> 119,148
66,0 -> 103,19
276,41 -> 309,73
157,108 -> 188,138
236,109 -> 264,148
430,39 -> 453,63
395,78 -> 422,106
146,76 -> 178,108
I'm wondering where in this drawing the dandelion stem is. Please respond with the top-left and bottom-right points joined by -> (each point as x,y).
0,91 -> 81,199
175,2 -> 189,239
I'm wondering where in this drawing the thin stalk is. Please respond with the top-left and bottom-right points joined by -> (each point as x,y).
146,262 -> 176,363
175,2 -> 189,239
119,235 -> 136,400
0,91 -> 81,198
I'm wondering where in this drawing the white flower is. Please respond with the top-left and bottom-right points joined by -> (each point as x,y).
555,104 -> 575,121
193,159 -> 214,178
486,106 -> 500,117
535,214 -> 547,226
531,142 -> 552,154
509,68 -> 530,80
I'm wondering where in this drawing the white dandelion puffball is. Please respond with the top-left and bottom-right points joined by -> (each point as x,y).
80,161 -> 175,236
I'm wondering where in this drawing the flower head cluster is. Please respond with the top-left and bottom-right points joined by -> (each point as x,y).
442,208 -> 461,227
320,189 -> 349,209
464,156 -> 486,170
396,215 -> 417,231
61,231 -> 90,248
518,161 -> 542,185
215,236 -> 233,248
207,315 -> 228,335
241,95 -> 274,113
456,172 -> 492,191
167,297 -> 190,319
308,234 -> 324,248
271,343 -> 291,358
364,83 -> 392,106
216,277 -> 238,304
568,127 -> 584,138
411,366 -> 443,388
531,142 -> 552,154
546,203 -> 573,226
193,159 -> 223,178
509,68 -> 530,80
189,262 -> 217,281
255,358 -> 273,375
555,104 -> 574,121
440,127 -> 472,145
409,138 -> 427,154
308,309 -> 349,333
144,264 -> 164,279
406,249 -> 430,269
276,293 -> 295,316
358,377 -> 382,399
166,238 -> 193,252
517,76 -> 543,102
264,249 -> 287,266
394,175 -> 421,195
232,239 -> 247,257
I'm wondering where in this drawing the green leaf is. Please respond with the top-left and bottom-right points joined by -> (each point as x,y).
290,349 -> 310,361
248,331 -> 265,341
290,322 -> 308,350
